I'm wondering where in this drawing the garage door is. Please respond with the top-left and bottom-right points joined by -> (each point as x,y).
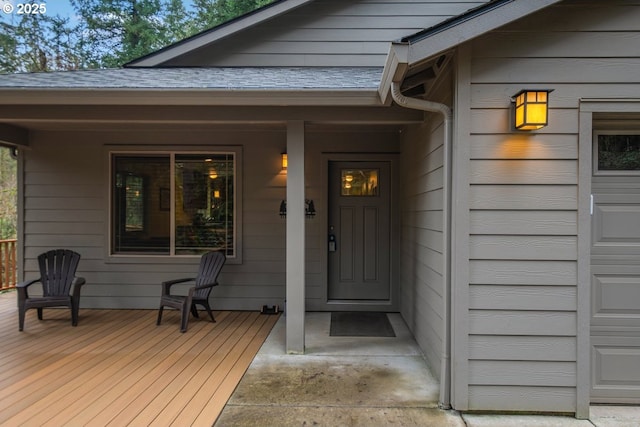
591,131 -> 640,403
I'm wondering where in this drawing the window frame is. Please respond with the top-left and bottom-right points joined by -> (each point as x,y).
107,146 -> 243,264
593,130 -> 640,176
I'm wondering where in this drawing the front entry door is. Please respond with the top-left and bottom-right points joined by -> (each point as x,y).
328,161 -> 391,300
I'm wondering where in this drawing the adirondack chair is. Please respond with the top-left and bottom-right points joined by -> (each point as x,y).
157,251 -> 226,332
17,249 -> 86,331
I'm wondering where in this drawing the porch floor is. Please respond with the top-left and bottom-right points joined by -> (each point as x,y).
2,291 -> 633,426
0,291 -> 278,426
215,311 -> 450,426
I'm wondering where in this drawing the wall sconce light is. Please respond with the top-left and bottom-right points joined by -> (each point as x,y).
281,152 -> 288,171
306,199 -> 316,218
279,199 -> 316,219
512,89 -> 553,131
279,200 -> 287,218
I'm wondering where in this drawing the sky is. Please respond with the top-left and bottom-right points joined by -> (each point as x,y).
31,0 -> 74,17
1,0 -> 77,20
1,0 -> 194,23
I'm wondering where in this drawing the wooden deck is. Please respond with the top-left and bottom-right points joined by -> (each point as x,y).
0,291 -> 279,426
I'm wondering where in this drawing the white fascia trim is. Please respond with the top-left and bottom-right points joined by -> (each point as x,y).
128,0 -> 316,67
378,43 -> 410,105
0,88 -> 384,107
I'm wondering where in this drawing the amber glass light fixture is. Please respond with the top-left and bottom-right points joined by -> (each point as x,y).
513,89 -> 553,131
281,152 -> 288,170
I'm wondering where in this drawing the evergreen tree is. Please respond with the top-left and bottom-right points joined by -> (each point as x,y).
71,0 -> 166,67
191,0 -> 274,33
161,0 -> 193,45
1,1 -> 277,72
47,15 -> 84,70
0,14 -> 83,73
0,148 -> 17,239
0,22 -> 19,73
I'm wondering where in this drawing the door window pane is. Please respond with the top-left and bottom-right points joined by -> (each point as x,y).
341,169 -> 379,196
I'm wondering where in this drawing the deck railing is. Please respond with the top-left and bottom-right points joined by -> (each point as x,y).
0,239 -> 17,290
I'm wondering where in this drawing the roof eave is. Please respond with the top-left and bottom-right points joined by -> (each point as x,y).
378,0 -> 564,101
0,88 -> 384,107
378,43 -> 410,106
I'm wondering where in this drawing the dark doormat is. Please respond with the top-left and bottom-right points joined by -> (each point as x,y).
330,312 -> 396,337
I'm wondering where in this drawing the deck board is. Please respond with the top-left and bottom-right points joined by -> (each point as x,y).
190,313 -> 278,426
0,291 -> 279,426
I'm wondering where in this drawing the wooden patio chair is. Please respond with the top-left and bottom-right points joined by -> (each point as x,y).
17,249 -> 86,331
157,251 -> 226,333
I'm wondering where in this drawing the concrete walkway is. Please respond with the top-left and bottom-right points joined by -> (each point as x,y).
215,313 -> 640,427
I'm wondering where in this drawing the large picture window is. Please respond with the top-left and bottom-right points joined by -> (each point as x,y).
112,152 -> 236,257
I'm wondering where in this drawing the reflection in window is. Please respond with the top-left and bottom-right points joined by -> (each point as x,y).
113,156 -> 170,254
175,154 -> 234,255
598,133 -> 640,171
112,152 -> 235,257
341,169 -> 379,196
124,175 -> 144,231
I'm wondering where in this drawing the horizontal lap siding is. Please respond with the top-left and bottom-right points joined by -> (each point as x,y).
469,285 -> 576,311
468,386 -> 577,412
466,112 -> 579,407
461,0 -> 640,412
22,127 -> 400,311
400,117 -> 446,378
469,336 -> 577,361
173,0 -> 486,67
22,133 -> 105,290
22,129 -> 287,310
469,361 -> 577,387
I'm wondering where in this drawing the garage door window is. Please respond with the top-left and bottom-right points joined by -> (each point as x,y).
595,131 -> 640,174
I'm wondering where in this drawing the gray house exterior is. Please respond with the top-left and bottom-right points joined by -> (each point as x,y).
1,0 -> 640,417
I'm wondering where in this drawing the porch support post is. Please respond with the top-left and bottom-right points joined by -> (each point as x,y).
286,120 -> 305,354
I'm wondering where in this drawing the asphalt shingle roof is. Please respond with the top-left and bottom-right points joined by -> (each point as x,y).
0,67 -> 383,90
